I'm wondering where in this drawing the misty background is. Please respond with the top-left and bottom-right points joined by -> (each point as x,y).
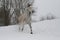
33,0 -> 60,20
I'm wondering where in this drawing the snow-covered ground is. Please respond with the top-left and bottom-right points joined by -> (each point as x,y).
0,19 -> 60,40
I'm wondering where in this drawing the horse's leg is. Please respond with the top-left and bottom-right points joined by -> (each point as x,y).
29,23 -> 33,34
18,24 -> 22,32
22,24 -> 24,31
19,25 -> 20,32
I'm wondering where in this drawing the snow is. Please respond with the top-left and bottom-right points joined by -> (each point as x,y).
0,19 -> 60,40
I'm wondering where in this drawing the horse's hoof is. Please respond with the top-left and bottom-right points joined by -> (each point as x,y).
22,29 -> 23,31
31,32 -> 33,34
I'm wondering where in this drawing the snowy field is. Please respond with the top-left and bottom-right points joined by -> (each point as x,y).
0,19 -> 60,40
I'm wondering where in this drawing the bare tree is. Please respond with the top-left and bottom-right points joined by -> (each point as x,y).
0,0 -> 34,25
1,0 -> 10,25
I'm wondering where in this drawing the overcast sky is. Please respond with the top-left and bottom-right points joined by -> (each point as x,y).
33,0 -> 60,18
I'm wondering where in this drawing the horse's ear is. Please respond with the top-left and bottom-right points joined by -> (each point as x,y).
27,3 -> 32,7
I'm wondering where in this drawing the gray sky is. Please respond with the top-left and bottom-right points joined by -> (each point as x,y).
33,0 -> 60,18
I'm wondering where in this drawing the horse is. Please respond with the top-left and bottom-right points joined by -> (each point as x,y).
18,4 -> 33,34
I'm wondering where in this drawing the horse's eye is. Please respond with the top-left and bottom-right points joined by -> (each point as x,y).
29,12 -> 31,16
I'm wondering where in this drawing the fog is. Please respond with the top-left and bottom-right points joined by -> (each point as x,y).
33,0 -> 60,18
